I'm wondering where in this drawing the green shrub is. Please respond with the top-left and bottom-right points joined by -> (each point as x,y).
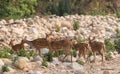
76,38 -> 86,43
116,10 -> 120,18
3,47 -> 14,54
71,49 -> 77,57
58,0 -> 72,16
0,0 -> 37,19
2,65 -> 9,72
77,60 -> 85,65
0,47 -> 13,59
43,52 -> 53,62
73,21 -> 80,31
114,39 -> 120,53
58,50 -> 64,56
55,25 -> 61,32
104,38 -> 115,52
115,28 -> 120,38
13,56 -> 19,63
18,49 -> 36,59
105,52 -> 112,61
42,61 -> 48,67
91,8 -> 106,16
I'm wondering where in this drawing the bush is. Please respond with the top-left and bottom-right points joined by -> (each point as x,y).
76,38 -> 86,43
0,47 -> 13,59
91,8 -> 106,16
58,0 -> 72,16
104,38 -> 115,52
55,25 -> 61,32
42,61 -> 48,67
13,56 -> 19,63
73,21 -> 80,31
58,50 -> 64,56
43,52 -> 53,62
77,60 -> 84,65
115,28 -> 120,38
114,39 -> 120,53
2,65 -> 9,72
0,0 -> 37,19
116,10 -> 120,18
105,52 -> 112,61
18,49 -> 36,59
71,49 -> 77,57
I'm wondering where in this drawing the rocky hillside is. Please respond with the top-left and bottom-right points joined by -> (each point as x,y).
0,15 -> 120,74
0,14 -> 120,45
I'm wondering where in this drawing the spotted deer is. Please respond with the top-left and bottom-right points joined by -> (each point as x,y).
9,39 -> 25,54
73,42 -> 90,62
47,35 -> 73,62
88,36 -> 106,63
22,37 -> 51,56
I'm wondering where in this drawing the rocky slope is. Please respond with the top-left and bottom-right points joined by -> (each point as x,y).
0,14 -> 120,45
0,15 -> 120,74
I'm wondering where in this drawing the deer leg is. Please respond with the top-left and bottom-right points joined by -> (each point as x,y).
93,52 -> 96,63
78,51 -> 81,58
71,51 -> 72,63
100,50 -> 105,63
62,54 -> 67,62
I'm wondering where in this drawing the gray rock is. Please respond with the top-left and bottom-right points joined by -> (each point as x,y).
63,62 -> 84,73
33,55 -> 43,62
40,48 -> 49,55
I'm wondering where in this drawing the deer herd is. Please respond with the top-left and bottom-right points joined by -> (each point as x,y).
8,33 -> 106,63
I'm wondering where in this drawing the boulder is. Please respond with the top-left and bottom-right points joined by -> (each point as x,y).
33,56 -> 43,62
14,57 -> 30,69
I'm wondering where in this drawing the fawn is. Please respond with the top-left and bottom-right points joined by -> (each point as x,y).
88,36 -> 106,63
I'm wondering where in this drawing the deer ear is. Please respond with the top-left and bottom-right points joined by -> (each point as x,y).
92,36 -> 95,40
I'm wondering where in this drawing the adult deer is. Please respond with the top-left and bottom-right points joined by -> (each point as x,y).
47,35 -> 74,62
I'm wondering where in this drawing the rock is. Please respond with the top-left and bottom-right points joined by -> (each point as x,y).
65,62 -> 84,71
8,19 -> 14,24
0,59 -> 4,67
40,48 -> 49,55
8,67 -> 15,72
31,71 -> 42,74
14,57 -> 30,69
103,71 -> 112,74
61,21 -> 72,29
33,55 -> 43,62
1,59 -> 12,65
52,58 -> 61,66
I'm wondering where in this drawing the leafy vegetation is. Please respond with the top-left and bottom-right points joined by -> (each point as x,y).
55,25 -> 61,32
73,21 -> 80,31
42,61 -> 48,67
105,52 -> 112,61
76,38 -> 86,43
104,38 -> 115,52
0,0 -> 37,19
0,0 -> 120,19
114,28 -> 120,53
0,47 -> 13,59
77,60 -> 85,65
43,52 -> 53,62
18,49 -> 36,59
2,65 -> 9,72
115,28 -> 120,38
114,39 -> 120,53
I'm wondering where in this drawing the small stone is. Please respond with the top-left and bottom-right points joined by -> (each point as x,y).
103,71 -> 112,74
